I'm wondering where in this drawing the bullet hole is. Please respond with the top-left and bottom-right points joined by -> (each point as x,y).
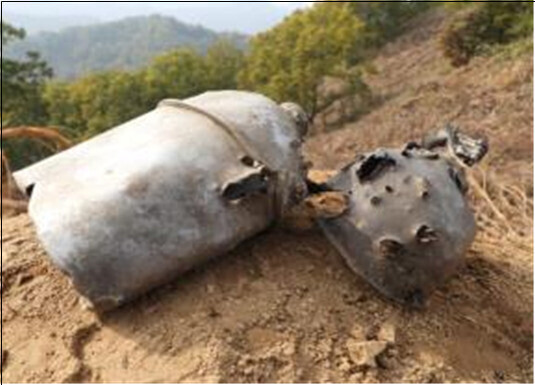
370,196 -> 382,206
240,155 -> 257,168
401,141 -> 420,157
385,185 -> 394,193
25,183 -> 35,198
379,238 -> 404,259
416,225 -> 438,243
222,172 -> 269,201
356,152 -> 396,183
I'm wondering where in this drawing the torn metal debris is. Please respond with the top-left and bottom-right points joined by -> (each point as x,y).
317,127 -> 488,307
13,91 -> 309,310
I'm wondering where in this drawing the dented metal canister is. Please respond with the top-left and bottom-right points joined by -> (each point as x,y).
13,91 -> 309,310
318,126 -> 488,306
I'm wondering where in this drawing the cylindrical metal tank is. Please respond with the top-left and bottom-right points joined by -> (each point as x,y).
13,91 -> 309,310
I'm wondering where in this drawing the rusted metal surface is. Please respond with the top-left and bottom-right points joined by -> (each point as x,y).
318,128 -> 488,306
13,91 -> 309,310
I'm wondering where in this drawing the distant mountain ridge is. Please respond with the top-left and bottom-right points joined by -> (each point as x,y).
2,2 -> 308,34
2,12 -> 100,34
4,15 -> 249,79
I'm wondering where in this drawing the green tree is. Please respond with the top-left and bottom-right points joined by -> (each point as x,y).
1,21 -> 52,126
1,21 -> 54,169
239,3 -> 366,117
44,40 -> 246,140
143,47 -> 210,105
347,1 -> 432,49
205,38 -> 245,90
441,1 -> 533,67
44,71 -> 149,139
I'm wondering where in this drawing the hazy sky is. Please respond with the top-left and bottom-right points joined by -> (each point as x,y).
2,1 -> 311,33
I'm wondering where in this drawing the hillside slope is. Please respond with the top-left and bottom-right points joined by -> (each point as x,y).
1,10 -> 532,383
4,15 -> 248,79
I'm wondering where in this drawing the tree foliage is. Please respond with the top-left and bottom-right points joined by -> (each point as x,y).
239,3 -> 366,117
44,71 -> 148,140
346,1 -> 433,52
1,21 -> 55,169
1,21 -> 52,126
441,1 -> 533,67
2,2 -> 533,169
238,1 -> 432,118
4,15 -> 248,79
44,40 -> 245,139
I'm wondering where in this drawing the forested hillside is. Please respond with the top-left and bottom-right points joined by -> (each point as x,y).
1,1 -> 532,170
3,2 -> 307,34
4,15 -> 248,78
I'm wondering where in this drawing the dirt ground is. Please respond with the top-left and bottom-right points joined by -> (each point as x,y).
1,10 -> 533,383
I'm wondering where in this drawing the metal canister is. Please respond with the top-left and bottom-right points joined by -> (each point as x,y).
14,91 -> 309,310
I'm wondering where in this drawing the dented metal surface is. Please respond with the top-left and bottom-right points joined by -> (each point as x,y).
318,128 -> 488,306
13,91 -> 309,310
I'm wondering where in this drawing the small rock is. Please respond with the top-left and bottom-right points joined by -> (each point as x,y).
337,356 -> 352,372
349,372 -> 365,382
349,324 -> 366,341
346,339 -> 388,367
308,192 -> 349,219
16,273 -> 33,286
281,341 -> 295,356
377,322 -> 396,344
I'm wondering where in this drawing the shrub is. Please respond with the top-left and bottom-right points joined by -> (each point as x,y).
441,2 -> 534,67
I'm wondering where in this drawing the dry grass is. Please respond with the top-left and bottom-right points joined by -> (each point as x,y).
469,168 -> 533,266
1,126 -> 71,215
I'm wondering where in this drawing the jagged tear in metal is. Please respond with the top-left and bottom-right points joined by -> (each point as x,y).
13,91 -> 309,310
318,126 -> 488,307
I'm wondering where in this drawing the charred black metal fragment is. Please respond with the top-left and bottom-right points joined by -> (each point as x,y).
450,130 -> 489,166
401,141 -> 421,157
402,141 -> 439,160
306,179 -> 332,195
356,151 -> 396,183
422,124 -> 488,167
